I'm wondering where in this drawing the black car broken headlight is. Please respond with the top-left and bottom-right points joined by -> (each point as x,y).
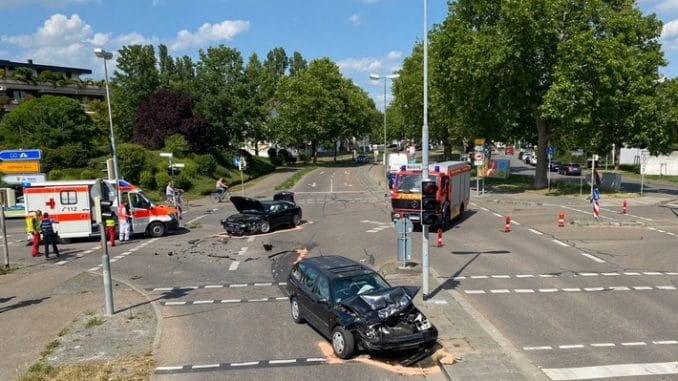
415,312 -> 432,330
365,325 -> 379,339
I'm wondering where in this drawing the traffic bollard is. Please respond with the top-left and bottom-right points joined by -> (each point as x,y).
504,216 -> 511,233
558,211 -> 565,227
437,229 -> 444,247
623,200 -> 628,215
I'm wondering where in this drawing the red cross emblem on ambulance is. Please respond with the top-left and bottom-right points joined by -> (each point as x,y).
46,198 -> 55,209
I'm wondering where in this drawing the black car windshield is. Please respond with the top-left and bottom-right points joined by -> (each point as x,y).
395,174 -> 422,194
333,273 -> 390,304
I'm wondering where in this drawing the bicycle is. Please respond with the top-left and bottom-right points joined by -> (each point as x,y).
168,189 -> 187,208
211,188 -> 231,203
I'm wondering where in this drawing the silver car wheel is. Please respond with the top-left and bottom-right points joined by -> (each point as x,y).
291,299 -> 300,319
332,331 -> 345,354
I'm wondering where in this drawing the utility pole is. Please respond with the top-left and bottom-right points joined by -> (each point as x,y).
94,179 -> 114,315
421,0 -> 431,299
0,199 -> 9,269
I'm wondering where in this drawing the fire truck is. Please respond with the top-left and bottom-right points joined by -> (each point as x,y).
390,161 -> 471,228
23,179 -> 179,239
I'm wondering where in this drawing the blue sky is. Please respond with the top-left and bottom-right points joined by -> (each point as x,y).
1,0 -> 677,109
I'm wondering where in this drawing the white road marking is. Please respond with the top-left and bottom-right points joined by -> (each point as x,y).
464,290 -> 486,294
590,343 -> 615,347
269,359 -> 297,364
491,275 -> 510,279
228,261 -> 240,271
471,275 -> 488,279
231,361 -> 259,367
539,274 -> 556,278
193,300 -> 214,305
88,267 -> 100,272
562,288 -> 582,292
164,301 -> 186,306
552,239 -> 569,247
643,271 -> 662,275
657,285 -> 676,290
609,286 -> 630,291
579,272 -> 599,276
490,289 -> 510,293
623,272 -> 641,275
584,287 -> 605,292
515,289 -> 535,293
254,282 -> 272,286
192,364 -> 220,369
654,340 -> 678,345
539,288 -> 559,293
220,299 -> 240,303
156,366 -> 184,371
512,220 -> 521,225
492,212 -> 503,218
528,228 -> 543,235
516,274 -> 534,278
580,253 -> 605,263
524,346 -> 552,351
154,287 -> 174,291
186,214 -> 207,224
559,344 -> 585,349
453,276 -> 466,280
633,286 -> 653,290
306,358 -> 326,362
601,272 -> 620,276
621,342 -> 646,346
204,285 -> 223,289
479,207 -> 490,212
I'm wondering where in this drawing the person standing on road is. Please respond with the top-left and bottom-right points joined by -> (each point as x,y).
118,202 -> 131,242
166,181 -> 175,204
215,178 -> 228,201
27,210 -> 42,257
40,212 -> 59,259
105,212 -> 117,247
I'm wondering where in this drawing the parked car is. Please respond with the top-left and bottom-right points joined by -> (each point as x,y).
529,155 -> 538,166
549,160 -> 562,172
559,163 -> 582,176
221,193 -> 302,235
523,152 -> 533,164
287,256 -> 438,359
355,154 -> 368,164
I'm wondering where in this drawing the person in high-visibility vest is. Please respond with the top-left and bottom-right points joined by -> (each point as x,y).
105,212 -> 117,247
26,210 -> 42,256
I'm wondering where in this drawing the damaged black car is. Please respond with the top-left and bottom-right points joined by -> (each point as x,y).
287,256 -> 438,359
221,193 -> 302,236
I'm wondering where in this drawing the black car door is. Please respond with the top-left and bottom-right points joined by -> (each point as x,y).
270,202 -> 289,229
308,275 -> 333,337
298,265 -> 322,330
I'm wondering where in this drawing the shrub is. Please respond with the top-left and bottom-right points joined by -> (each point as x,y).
139,170 -> 156,190
80,169 -> 101,179
174,173 -> 193,191
267,147 -> 280,165
155,172 -> 171,189
277,149 -> 291,165
208,147 -> 229,167
298,151 -> 310,163
163,134 -> 189,157
117,144 -> 147,184
193,154 -> 217,176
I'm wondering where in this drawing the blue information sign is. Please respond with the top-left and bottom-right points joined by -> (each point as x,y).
546,146 -> 555,158
0,149 -> 42,161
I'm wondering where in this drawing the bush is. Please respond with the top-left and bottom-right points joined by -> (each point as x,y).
268,147 -> 282,166
298,151 -> 310,163
277,149 -> 291,165
163,134 -> 189,157
139,170 -> 156,190
208,147 -> 229,167
193,154 -> 217,176
174,173 -> 193,191
80,169 -> 101,179
117,144 -> 147,184
155,172 -> 171,190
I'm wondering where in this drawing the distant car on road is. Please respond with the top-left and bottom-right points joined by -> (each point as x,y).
355,155 -> 368,164
549,160 -> 561,172
221,194 -> 302,235
559,163 -> 582,176
287,255 -> 438,359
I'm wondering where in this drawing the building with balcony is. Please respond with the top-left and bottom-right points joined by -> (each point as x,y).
0,59 -> 105,113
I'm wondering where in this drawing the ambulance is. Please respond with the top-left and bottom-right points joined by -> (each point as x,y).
23,179 -> 179,239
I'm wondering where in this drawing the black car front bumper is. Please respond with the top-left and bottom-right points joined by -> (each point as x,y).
357,326 -> 438,352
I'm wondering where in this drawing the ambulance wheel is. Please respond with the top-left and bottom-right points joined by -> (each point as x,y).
148,222 -> 166,237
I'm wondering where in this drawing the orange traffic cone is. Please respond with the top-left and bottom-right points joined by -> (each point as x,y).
623,200 -> 628,215
437,229 -> 444,247
558,211 -> 565,227
504,216 -> 511,232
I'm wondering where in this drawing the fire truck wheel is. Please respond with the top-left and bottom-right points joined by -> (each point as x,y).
148,222 -> 166,237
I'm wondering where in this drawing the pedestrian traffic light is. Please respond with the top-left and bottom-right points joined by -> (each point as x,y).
421,211 -> 439,226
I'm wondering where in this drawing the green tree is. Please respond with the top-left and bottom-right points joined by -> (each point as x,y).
117,143 -> 147,184
235,53 -> 270,156
264,47 -> 288,77
430,0 -> 666,188
288,51 -> 307,76
0,96 -> 98,171
111,44 -> 161,142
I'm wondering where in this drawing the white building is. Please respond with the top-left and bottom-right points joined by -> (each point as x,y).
619,147 -> 678,176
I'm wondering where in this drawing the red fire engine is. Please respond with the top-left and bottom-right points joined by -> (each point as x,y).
390,161 -> 471,228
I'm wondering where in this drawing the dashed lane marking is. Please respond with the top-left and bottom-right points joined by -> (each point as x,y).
159,296 -> 288,306
580,252 -> 605,263
525,340 -> 678,351
552,239 -> 569,247
86,238 -> 160,272
528,228 -> 543,235
228,261 -> 240,271
464,285 -> 676,294
155,357 -> 327,374
449,271 -> 678,281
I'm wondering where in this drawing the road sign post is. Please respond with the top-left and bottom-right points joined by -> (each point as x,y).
547,146 -> 554,190
0,161 -> 40,174
395,218 -> 413,269
0,149 -> 42,161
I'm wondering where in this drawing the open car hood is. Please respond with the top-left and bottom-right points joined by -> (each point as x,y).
340,286 -> 419,321
230,196 -> 265,213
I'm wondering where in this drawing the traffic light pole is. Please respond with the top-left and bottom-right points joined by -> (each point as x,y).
94,190 -> 114,316
421,0 -> 430,300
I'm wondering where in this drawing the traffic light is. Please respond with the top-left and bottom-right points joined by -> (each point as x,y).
421,179 -> 438,225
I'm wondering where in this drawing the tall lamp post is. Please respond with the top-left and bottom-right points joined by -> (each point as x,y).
369,73 -> 399,185
421,0 -> 431,299
94,48 -> 121,204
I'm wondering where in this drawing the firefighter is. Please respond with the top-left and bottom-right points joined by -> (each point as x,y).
26,210 -> 42,257
105,212 -> 117,247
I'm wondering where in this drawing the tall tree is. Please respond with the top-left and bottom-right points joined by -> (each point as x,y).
158,44 -> 176,88
193,45 -> 244,147
235,53 -> 270,156
432,0 -> 666,188
111,44 -> 160,142
288,51 -> 307,77
264,47 -> 288,77
0,96 -> 98,171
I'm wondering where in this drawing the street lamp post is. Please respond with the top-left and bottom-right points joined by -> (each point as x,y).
94,48 -> 121,204
369,73 -> 399,186
421,0 -> 431,299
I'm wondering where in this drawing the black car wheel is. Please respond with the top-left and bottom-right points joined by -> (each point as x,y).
292,214 -> 301,227
331,326 -> 355,359
259,221 -> 271,233
147,222 -> 165,237
290,297 -> 305,324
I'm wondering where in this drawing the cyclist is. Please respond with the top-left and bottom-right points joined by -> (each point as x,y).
215,178 -> 228,202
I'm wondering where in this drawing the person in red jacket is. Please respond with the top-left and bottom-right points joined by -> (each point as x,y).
27,210 -> 42,256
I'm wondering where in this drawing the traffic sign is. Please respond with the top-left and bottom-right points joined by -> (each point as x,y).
2,173 -> 46,184
547,146 -> 554,158
0,149 -> 42,161
0,161 -> 40,174
473,152 -> 485,166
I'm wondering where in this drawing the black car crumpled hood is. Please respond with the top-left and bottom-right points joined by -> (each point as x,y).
340,286 -> 419,321
225,213 -> 262,223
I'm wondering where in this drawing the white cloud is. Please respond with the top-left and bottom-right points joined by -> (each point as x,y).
661,18 -> 678,49
169,20 -> 250,51
656,0 -> 678,14
337,50 -> 403,74
347,13 -> 361,26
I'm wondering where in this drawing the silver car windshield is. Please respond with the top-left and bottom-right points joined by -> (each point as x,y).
333,273 -> 390,304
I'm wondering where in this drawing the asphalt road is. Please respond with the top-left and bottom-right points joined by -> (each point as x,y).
2,161 -> 677,380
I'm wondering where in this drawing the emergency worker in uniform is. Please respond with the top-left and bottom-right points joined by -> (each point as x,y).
105,212 -> 117,246
27,210 -> 42,256
40,212 -> 60,258
118,202 -> 131,242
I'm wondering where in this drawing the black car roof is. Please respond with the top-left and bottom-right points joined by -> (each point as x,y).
299,256 -> 374,279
